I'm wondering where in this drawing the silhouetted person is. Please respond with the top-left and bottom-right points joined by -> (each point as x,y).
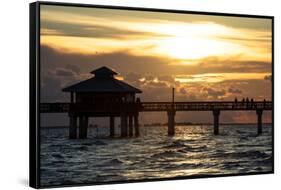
245,97 -> 249,108
233,97 -> 238,109
136,97 -> 142,109
250,98 -> 254,108
263,99 -> 266,108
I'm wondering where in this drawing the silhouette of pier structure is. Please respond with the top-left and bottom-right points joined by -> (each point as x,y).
60,67 -> 142,139
40,67 -> 272,139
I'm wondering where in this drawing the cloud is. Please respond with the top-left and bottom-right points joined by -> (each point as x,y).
41,20 -> 169,40
158,75 -> 175,83
40,45 -> 272,104
41,45 -> 272,78
40,45 -> 174,76
202,87 -> 226,99
228,88 -> 242,94
55,68 -> 76,77
179,87 -> 187,95
264,74 -> 272,81
199,56 -> 271,73
145,81 -> 168,88
65,64 -> 80,74
125,72 -> 142,82
41,75 -> 67,102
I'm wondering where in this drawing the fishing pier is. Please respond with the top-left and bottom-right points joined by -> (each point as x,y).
40,67 -> 272,139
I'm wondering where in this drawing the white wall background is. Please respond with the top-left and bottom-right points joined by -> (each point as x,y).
0,0 -> 279,189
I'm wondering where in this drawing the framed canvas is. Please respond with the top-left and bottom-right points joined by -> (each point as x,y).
29,1 -> 274,188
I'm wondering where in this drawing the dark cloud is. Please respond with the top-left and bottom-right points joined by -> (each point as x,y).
199,57 -> 271,73
43,5 -> 272,32
179,87 -> 187,95
228,88 -> 242,94
41,75 -> 68,102
158,75 -> 175,83
125,72 -> 142,82
40,45 -> 175,76
65,64 -> 80,74
145,75 -> 155,81
264,74 -> 272,81
203,87 -> 226,98
145,81 -> 168,88
55,68 -> 76,77
41,21 -> 169,40
40,45 -> 272,104
41,45 -> 271,77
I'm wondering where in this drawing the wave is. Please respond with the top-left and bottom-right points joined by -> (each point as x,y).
163,141 -> 186,149
179,145 -> 208,153
211,150 -> 269,159
52,153 -> 64,159
150,150 -> 184,159
163,162 -> 205,170
104,158 -> 124,165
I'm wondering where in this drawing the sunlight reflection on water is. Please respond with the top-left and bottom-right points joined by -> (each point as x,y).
40,125 -> 272,186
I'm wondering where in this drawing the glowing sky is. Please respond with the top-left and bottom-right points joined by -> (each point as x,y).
40,5 -> 272,124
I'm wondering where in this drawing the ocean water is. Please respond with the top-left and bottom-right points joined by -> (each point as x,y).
40,125 -> 272,186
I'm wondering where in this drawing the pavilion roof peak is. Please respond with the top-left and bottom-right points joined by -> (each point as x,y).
90,66 -> 117,77
62,66 -> 142,93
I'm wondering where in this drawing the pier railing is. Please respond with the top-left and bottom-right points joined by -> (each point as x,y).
40,101 -> 272,113
40,102 -> 140,113
40,101 -> 272,137
141,101 -> 272,112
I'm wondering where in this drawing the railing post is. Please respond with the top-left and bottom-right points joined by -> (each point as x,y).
213,109 -> 220,135
256,109 -> 263,135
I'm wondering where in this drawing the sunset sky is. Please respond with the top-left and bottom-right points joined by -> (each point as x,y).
40,5 -> 272,125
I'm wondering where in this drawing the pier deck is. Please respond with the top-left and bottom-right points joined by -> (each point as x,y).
40,101 -> 272,113
39,101 -> 272,137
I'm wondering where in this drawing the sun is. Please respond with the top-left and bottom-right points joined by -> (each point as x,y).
156,36 -> 233,60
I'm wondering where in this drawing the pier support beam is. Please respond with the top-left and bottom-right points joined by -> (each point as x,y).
128,115 -> 133,137
120,114 -> 128,137
167,110 -> 176,136
69,116 -> 77,139
213,110 -> 220,135
79,116 -> 88,139
110,116 -> 115,137
134,114 -> 139,137
256,109 -> 263,135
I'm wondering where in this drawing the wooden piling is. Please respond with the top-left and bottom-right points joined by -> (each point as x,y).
128,115 -> 133,137
134,114 -> 139,137
120,114 -> 128,137
69,116 -> 77,139
256,109 -> 263,135
109,116 -> 115,137
213,109 -> 220,135
167,110 -> 175,136
79,116 -> 88,139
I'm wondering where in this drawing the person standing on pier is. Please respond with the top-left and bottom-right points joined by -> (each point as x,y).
246,97 -> 249,108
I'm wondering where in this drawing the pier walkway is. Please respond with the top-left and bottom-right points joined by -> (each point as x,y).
40,101 -> 272,137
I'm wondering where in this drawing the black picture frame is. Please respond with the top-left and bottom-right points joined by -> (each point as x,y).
30,1 -> 274,188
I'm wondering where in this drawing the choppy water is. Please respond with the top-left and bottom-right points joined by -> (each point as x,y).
40,125 -> 272,186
